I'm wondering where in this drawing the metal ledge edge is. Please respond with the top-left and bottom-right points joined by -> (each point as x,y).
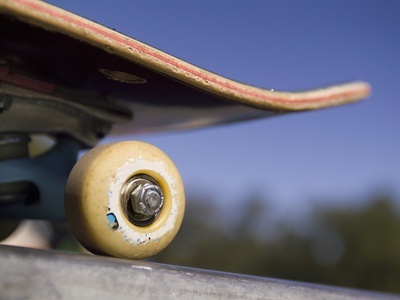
0,245 -> 398,300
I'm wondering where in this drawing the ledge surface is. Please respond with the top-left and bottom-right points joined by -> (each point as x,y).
0,245 -> 398,300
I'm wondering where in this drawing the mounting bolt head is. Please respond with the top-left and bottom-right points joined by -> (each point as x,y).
131,182 -> 164,217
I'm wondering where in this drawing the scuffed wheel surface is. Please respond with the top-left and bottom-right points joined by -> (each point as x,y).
65,141 -> 185,259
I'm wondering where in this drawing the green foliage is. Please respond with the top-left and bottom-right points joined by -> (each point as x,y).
153,195 -> 400,294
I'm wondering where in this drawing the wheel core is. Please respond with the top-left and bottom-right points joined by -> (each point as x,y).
120,174 -> 164,227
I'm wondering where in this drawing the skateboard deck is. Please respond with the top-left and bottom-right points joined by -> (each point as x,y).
0,0 -> 370,144
0,0 -> 371,260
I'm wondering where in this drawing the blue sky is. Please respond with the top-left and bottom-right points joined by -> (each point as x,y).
47,0 -> 400,218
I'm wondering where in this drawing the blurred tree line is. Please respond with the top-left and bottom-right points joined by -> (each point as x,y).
152,194 -> 400,294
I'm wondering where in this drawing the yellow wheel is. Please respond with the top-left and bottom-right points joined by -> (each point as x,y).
65,141 -> 185,259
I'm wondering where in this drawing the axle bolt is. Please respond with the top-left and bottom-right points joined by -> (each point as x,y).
131,182 -> 164,217
120,175 -> 164,226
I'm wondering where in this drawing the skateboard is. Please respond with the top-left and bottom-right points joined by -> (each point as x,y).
0,0 -> 370,259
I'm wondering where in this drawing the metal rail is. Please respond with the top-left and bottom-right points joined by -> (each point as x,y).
0,245 -> 398,300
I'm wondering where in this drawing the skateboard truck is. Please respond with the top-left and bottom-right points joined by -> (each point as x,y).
0,82 -> 127,148
0,136 -> 80,220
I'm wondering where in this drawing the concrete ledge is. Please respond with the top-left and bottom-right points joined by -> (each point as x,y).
0,245 -> 398,300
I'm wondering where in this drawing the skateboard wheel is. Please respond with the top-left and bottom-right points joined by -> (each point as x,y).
65,141 -> 185,259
